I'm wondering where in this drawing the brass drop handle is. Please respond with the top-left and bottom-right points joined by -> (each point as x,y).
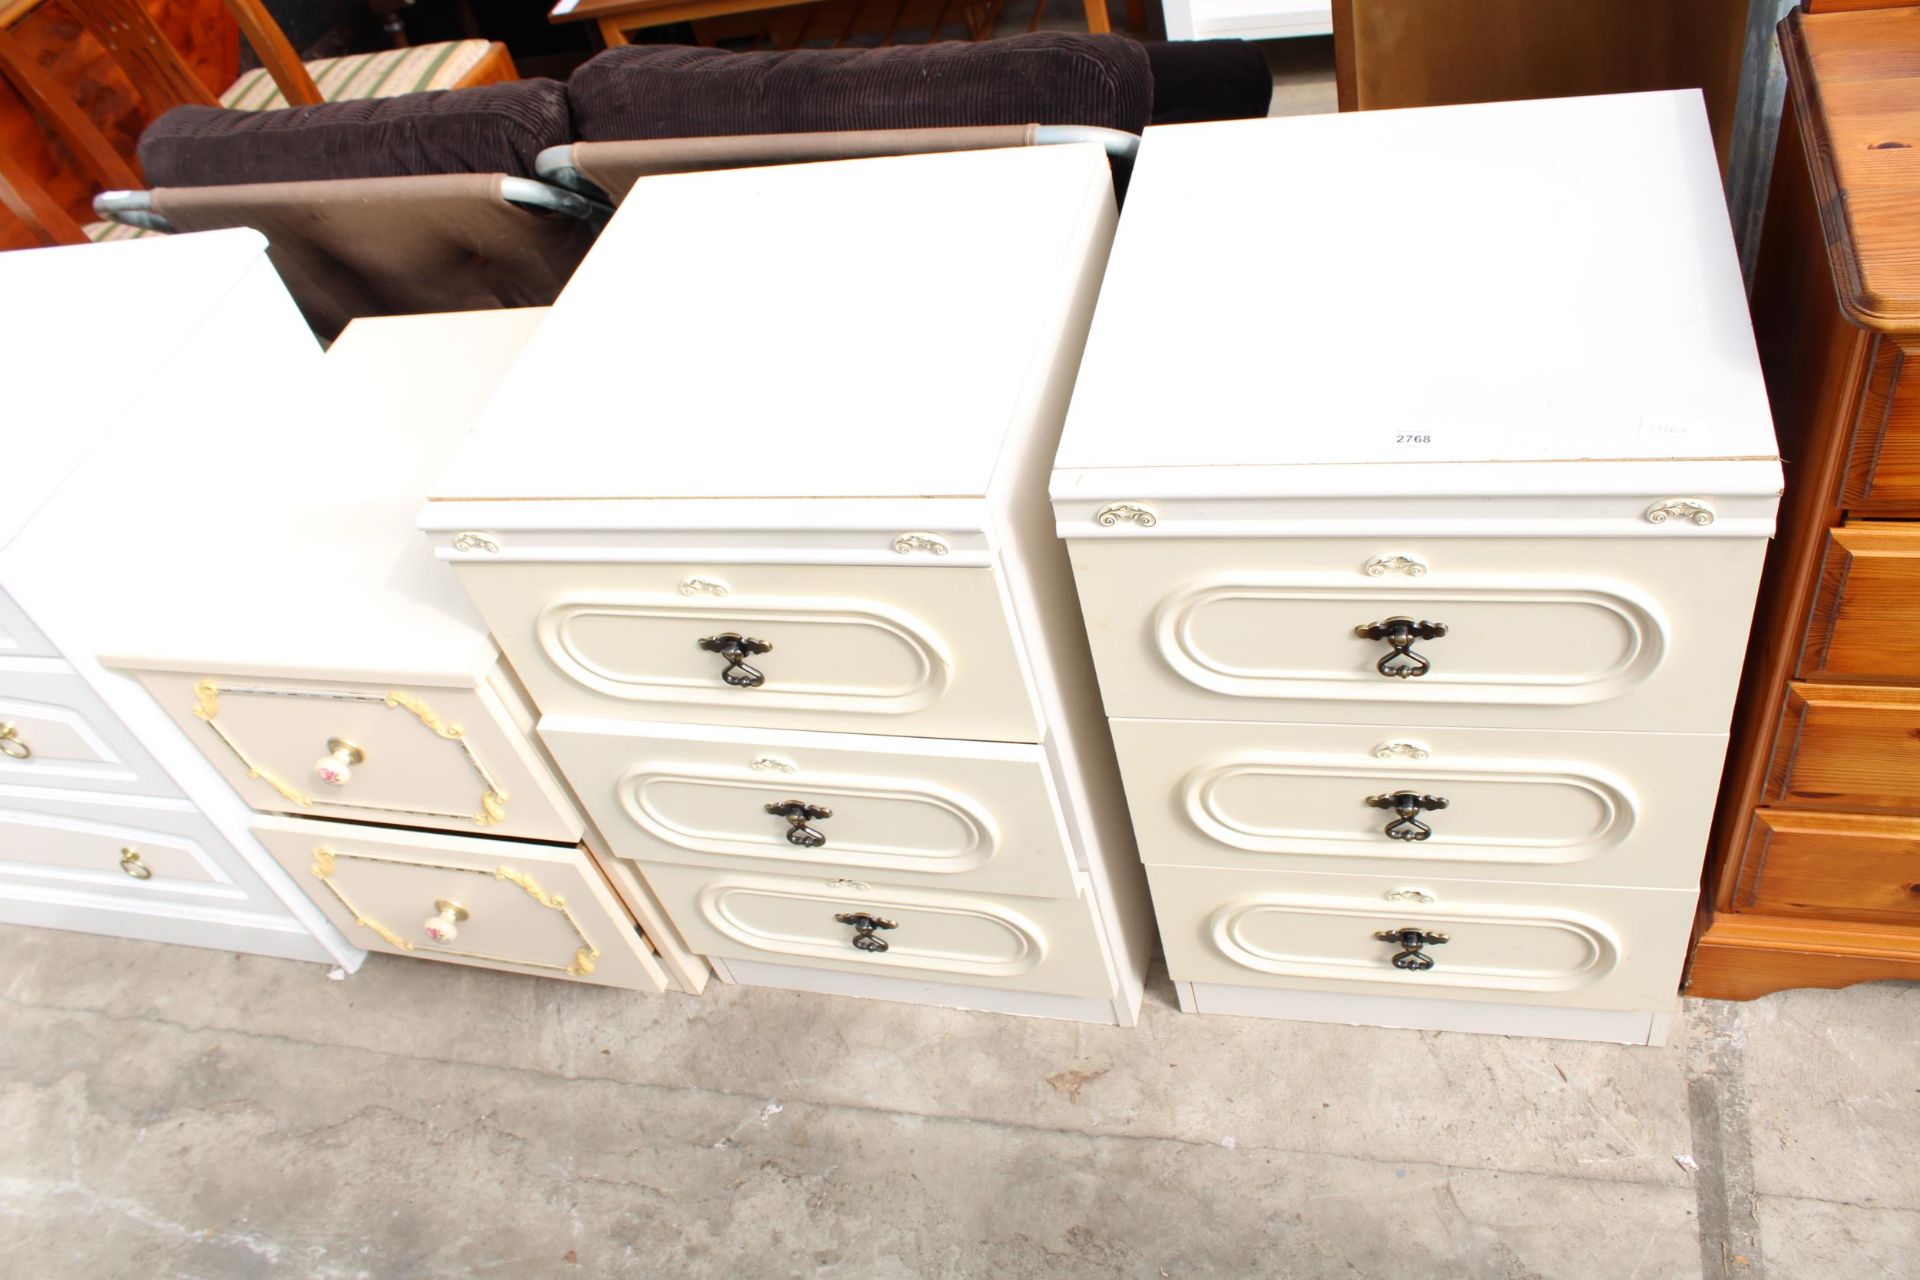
119,847 -> 152,880
1375,927 -> 1449,971
765,800 -> 832,848
0,722 -> 27,759
313,738 -> 365,787
697,632 -> 772,688
423,900 -> 469,944
835,912 -> 897,953
1367,791 -> 1449,841
1355,617 -> 1447,678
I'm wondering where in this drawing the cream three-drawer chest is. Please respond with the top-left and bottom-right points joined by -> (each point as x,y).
425,143 -> 1156,1024
1051,92 -> 1782,1043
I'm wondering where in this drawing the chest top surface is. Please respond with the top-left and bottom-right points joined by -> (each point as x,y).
11,308 -> 547,682
1786,6 -> 1920,333
428,143 -> 1114,509
1053,92 -> 1775,486
0,229 -> 273,551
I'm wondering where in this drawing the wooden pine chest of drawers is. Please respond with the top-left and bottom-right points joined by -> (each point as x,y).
1690,6 -> 1920,997
1051,93 -> 1781,1042
424,144 -> 1156,1024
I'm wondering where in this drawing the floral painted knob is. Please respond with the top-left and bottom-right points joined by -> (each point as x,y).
313,738 -> 365,787
423,900 -> 469,944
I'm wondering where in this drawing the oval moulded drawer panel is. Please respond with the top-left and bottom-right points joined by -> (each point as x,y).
0,588 -> 55,660
130,670 -> 581,843
1734,810 -> 1920,926
541,718 -> 1083,897
1067,536 -> 1767,732
0,786 -> 279,908
0,666 -> 179,797
451,560 -> 1040,743
1799,524 -> 1920,681
1145,864 -> 1696,1011
249,815 -> 665,991
639,862 -> 1118,998
1109,718 -> 1725,889
1764,683 -> 1920,814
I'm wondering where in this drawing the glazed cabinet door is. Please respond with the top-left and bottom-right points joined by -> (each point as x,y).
1067,535 -> 1768,732
451,559 -> 1041,743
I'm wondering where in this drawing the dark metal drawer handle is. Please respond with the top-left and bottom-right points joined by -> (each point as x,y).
835,912 -> 898,953
1366,791 -> 1449,841
1375,927 -> 1449,971
697,632 -> 772,687
1355,617 -> 1447,678
765,800 -> 832,848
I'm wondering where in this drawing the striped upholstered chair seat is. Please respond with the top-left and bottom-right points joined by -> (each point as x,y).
220,40 -> 498,112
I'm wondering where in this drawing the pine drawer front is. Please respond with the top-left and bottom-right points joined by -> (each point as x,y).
1735,810 -> 1920,927
451,559 -> 1040,743
1110,719 -> 1724,890
1146,864 -> 1695,1011
0,665 -> 178,798
1800,524 -> 1920,681
1067,536 -> 1765,732
640,862 -> 1118,998
1764,683 -> 1920,813
0,786 -> 279,909
250,817 -> 664,990
542,719 -> 1084,898
132,670 -> 580,844
0,589 -> 55,660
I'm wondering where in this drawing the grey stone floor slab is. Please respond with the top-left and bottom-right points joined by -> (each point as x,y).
2,926 -> 1914,1278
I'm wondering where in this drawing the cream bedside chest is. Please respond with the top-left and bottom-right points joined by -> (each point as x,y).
11,303 -> 705,994
425,144 -> 1156,1024
1050,92 -> 1782,1044
0,229 -> 352,965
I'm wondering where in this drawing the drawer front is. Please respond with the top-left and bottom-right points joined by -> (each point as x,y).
0,666 -> 179,797
1841,338 -> 1920,508
133,670 -> 581,843
1764,683 -> 1920,814
0,587 -> 55,660
542,719 -> 1083,897
1068,536 -> 1766,732
1146,864 -> 1695,1011
250,816 -> 663,990
0,786 -> 281,909
640,862 -> 1117,998
1110,718 -> 1724,890
1801,524 -> 1920,681
1735,810 -> 1920,927
453,559 -> 1039,743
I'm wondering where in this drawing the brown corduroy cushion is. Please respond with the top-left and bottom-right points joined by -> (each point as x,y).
566,37 -> 1152,141
138,79 -> 572,188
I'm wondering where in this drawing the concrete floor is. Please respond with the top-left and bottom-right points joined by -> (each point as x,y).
2,926 -> 1915,1278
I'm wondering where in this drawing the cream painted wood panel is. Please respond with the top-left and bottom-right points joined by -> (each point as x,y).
640,862 -> 1118,998
250,815 -> 666,991
133,669 -> 580,844
1068,536 -> 1766,732
452,559 -> 1040,743
542,717 -> 1084,898
0,589 -> 54,660
0,786 -> 281,908
0,664 -> 179,798
1146,864 -> 1695,1011
1110,718 -> 1725,890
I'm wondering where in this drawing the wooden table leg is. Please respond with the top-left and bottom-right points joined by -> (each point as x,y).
598,15 -> 633,45
1083,0 -> 1109,31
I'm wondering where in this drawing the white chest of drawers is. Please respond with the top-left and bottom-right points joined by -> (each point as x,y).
1050,93 -> 1782,1043
425,144 -> 1155,1024
0,231 -> 351,965
11,300 -> 704,993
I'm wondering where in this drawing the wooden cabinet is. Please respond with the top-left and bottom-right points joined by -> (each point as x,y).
1054,92 -> 1778,1043
1689,6 -> 1920,1000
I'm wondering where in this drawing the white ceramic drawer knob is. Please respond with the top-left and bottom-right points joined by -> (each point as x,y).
423,899 -> 469,944
0,722 -> 27,759
313,738 -> 365,787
